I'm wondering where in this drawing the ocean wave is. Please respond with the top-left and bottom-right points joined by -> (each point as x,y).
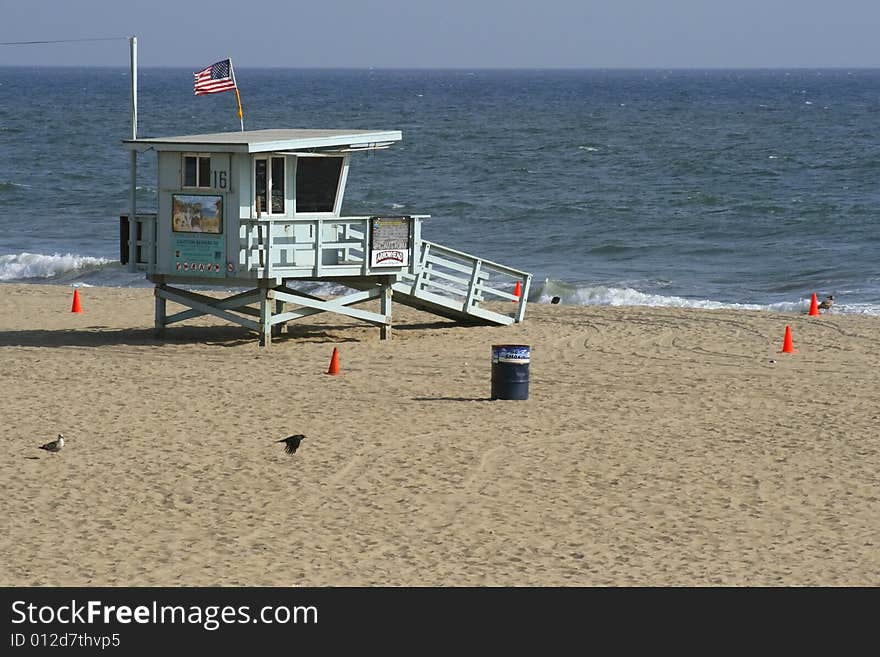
531,279 -> 880,316
0,252 -> 113,281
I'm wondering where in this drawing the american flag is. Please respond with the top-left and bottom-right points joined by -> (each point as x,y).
193,59 -> 237,95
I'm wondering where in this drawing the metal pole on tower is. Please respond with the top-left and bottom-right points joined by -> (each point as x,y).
128,35 -> 138,272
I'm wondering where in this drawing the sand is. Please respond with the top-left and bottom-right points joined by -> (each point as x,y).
1,283 -> 878,586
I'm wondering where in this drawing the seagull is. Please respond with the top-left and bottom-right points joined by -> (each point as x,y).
818,295 -> 834,311
277,434 -> 305,455
39,434 -> 64,454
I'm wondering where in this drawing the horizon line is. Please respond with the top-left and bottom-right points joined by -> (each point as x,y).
2,64 -> 880,71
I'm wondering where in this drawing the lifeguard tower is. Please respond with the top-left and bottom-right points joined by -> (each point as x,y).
121,128 -> 531,346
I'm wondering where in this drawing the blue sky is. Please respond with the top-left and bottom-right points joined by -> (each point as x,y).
2,0 -> 880,68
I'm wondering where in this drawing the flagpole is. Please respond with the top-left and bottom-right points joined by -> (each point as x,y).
230,58 -> 244,131
235,87 -> 244,131
128,35 -> 138,272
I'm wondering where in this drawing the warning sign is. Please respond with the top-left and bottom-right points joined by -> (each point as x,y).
369,216 -> 411,268
171,233 -> 225,278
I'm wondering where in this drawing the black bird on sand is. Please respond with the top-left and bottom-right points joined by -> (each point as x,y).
278,434 -> 306,455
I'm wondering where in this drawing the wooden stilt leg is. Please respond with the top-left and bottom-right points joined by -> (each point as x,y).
380,277 -> 393,340
154,283 -> 166,336
259,288 -> 272,347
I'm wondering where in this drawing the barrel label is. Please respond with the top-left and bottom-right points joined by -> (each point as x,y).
492,345 -> 530,364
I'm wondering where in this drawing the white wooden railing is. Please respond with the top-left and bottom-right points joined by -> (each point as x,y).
239,216 -> 530,322
239,215 -> 427,278
395,240 -> 531,323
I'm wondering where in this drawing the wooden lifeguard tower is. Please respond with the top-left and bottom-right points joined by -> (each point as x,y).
121,128 -> 531,345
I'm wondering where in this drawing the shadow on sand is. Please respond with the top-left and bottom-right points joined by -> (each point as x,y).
412,396 -> 494,402
0,325 -> 362,349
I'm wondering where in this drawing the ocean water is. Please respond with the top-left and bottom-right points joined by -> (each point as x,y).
1,67 -> 879,314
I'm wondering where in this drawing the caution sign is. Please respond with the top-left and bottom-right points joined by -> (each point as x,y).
171,233 -> 225,278
369,216 -> 411,268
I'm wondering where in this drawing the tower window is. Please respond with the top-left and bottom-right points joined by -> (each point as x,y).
183,155 -> 211,188
296,157 -> 343,213
255,156 -> 286,215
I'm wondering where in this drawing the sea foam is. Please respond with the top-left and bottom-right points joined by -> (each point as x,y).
532,279 -> 880,316
0,252 -> 112,281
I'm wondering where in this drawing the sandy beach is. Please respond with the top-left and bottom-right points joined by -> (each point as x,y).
1,283 -> 878,586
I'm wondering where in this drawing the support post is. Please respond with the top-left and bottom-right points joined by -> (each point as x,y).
154,283 -> 166,336
380,276 -> 393,340
515,275 -> 531,323
259,287 -> 272,347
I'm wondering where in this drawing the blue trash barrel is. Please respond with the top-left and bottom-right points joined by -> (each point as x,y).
491,345 -> 530,400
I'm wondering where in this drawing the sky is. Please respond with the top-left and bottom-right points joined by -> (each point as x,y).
2,0 -> 880,69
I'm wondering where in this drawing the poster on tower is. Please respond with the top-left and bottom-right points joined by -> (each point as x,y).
171,194 -> 225,277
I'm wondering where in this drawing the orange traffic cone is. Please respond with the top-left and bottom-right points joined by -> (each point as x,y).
512,280 -> 522,302
808,293 -> 819,316
780,325 -> 797,353
70,289 -> 83,313
326,347 -> 340,375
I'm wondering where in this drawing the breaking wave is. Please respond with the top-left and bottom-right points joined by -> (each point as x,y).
530,278 -> 880,316
0,252 -> 113,281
